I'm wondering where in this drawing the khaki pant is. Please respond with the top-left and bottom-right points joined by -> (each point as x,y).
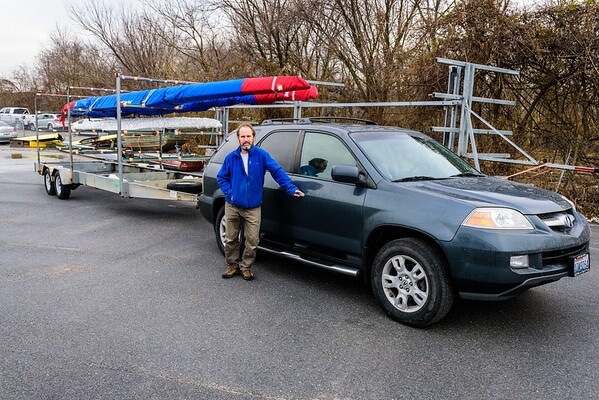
224,202 -> 261,270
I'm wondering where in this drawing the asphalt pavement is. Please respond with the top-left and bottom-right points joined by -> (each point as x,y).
1,144 -> 598,400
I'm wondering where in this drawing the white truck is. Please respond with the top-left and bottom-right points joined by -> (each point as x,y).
0,107 -> 35,130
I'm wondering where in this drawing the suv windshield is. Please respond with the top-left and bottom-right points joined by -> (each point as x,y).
352,131 -> 482,181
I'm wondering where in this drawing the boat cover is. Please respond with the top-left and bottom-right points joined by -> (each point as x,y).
63,76 -> 318,119
71,117 -> 222,132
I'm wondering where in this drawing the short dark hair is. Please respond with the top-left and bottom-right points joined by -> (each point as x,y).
237,123 -> 256,137
309,158 -> 327,166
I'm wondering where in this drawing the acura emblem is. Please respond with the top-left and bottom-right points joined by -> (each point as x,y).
561,214 -> 575,228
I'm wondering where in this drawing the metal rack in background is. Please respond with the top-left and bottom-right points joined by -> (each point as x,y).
219,57 -> 597,177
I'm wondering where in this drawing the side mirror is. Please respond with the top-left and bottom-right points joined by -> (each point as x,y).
331,165 -> 366,185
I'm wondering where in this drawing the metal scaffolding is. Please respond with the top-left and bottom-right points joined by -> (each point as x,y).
220,57 -> 597,176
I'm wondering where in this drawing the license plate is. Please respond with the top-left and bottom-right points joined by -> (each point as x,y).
571,253 -> 590,277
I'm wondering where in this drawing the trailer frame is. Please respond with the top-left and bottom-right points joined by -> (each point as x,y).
35,78 -> 220,203
38,160 -> 202,201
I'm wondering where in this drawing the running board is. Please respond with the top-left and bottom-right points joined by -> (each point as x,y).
258,246 -> 361,277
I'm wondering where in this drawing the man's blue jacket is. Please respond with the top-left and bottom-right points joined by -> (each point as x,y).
217,145 -> 299,209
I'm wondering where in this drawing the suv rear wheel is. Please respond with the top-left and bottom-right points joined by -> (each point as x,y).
214,206 -> 227,255
214,205 -> 245,257
372,238 -> 454,327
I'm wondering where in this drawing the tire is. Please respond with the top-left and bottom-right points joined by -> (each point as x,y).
214,205 -> 227,255
166,180 -> 202,194
371,238 -> 454,327
54,171 -> 71,200
43,169 -> 56,196
48,124 -> 53,131
214,205 -> 244,256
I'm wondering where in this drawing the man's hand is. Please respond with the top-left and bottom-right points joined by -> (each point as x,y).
294,190 -> 305,197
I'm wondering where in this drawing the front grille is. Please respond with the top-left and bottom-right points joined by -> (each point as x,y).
542,244 -> 588,267
538,210 -> 577,233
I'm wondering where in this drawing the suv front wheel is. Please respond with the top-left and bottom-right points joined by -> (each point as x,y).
372,238 -> 454,327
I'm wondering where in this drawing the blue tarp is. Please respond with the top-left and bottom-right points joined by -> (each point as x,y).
66,76 -> 314,118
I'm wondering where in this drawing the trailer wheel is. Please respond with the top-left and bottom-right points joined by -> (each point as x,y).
43,169 -> 56,196
166,181 -> 202,194
54,171 -> 71,200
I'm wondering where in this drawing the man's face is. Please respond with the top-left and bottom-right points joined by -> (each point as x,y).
238,126 -> 255,152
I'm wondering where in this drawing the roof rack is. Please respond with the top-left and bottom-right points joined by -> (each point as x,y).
261,118 -> 312,125
261,116 -> 376,125
308,116 -> 376,125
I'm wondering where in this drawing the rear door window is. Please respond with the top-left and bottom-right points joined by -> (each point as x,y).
210,131 -> 240,164
259,129 -> 300,172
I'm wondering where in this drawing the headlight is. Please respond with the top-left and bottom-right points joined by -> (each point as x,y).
462,208 -> 534,230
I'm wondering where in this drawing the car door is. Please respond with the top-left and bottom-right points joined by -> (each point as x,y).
260,129 -> 366,263
258,128 -> 301,239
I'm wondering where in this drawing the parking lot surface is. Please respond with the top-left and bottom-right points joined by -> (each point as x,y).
1,145 -> 598,399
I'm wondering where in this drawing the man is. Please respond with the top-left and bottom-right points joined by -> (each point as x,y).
216,124 -> 304,280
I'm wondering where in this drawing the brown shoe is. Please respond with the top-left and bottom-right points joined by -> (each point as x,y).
241,269 -> 254,281
222,264 -> 240,279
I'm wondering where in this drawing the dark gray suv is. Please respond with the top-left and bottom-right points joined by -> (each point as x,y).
198,118 -> 591,327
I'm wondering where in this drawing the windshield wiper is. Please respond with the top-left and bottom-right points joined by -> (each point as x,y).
449,172 -> 485,178
393,176 -> 439,182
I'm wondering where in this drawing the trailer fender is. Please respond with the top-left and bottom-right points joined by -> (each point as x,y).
55,167 -> 73,186
42,165 -> 75,187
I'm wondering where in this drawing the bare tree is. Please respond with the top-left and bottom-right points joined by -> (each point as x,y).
141,0 -> 234,81
36,28 -> 116,92
66,0 -> 181,78
219,0 -> 309,75
0,66 -> 37,111
509,0 -> 599,199
295,0 -> 456,124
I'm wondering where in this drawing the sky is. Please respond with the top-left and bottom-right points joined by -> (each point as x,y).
0,0 -> 121,77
